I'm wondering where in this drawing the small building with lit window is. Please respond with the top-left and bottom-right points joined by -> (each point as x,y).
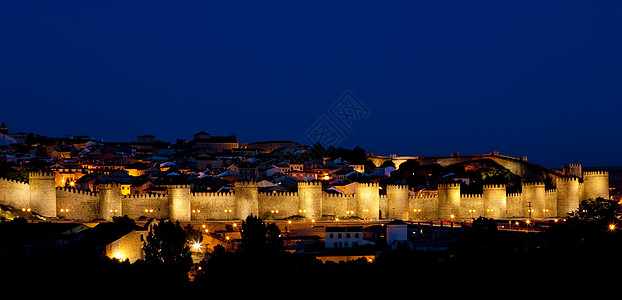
324,226 -> 374,249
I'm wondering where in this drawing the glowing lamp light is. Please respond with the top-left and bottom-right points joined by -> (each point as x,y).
191,242 -> 202,251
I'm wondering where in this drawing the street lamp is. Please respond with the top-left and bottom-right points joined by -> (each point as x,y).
191,241 -> 202,252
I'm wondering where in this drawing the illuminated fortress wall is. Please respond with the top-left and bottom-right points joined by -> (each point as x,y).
0,170 -> 610,222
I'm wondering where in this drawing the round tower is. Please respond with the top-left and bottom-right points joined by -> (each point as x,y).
483,184 -> 507,219
438,183 -> 461,220
98,182 -> 123,221
354,182 -> 380,220
234,181 -> 259,220
582,171 -> 609,201
386,184 -> 409,220
168,184 -> 192,222
522,182 -> 546,219
297,181 -> 323,220
28,171 -> 57,218
556,177 -> 582,218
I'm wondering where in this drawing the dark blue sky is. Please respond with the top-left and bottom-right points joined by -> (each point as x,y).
1,1 -> 621,168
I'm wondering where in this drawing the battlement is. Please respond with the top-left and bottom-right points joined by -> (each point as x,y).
56,187 -> 97,196
235,181 -> 258,187
298,181 -> 322,187
545,189 -> 557,194
325,193 -> 356,198
461,193 -> 483,199
523,182 -> 545,187
483,184 -> 506,189
356,182 -> 380,188
507,192 -> 522,198
411,194 -> 438,199
259,191 -> 298,197
124,193 -> 167,199
438,183 -> 460,189
583,171 -> 609,176
0,176 -> 29,185
558,176 -> 581,182
29,171 -> 55,178
386,184 -> 409,191
99,182 -> 121,188
192,191 -> 234,197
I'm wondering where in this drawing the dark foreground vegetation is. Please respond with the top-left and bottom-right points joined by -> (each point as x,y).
2,197 -> 622,297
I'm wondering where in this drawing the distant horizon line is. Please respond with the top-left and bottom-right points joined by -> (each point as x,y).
4,128 -> 620,168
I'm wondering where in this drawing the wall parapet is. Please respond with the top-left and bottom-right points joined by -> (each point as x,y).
192,191 -> 235,197
0,177 -> 29,185
123,193 -> 168,199
583,171 -> 609,176
483,184 -> 506,189
324,193 -> 355,198
28,171 -> 55,178
438,183 -> 460,188
235,181 -> 258,186
56,187 -> 97,197
461,193 -> 483,199
387,184 -> 409,190
259,191 -> 298,197
410,194 -> 438,199
356,182 -> 379,188
558,177 -> 581,182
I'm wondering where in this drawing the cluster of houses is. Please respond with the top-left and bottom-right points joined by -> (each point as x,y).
1,123 -> 397,197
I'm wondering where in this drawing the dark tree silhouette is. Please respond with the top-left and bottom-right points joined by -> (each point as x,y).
143,219 -> 192,269
239,214 -> 283,255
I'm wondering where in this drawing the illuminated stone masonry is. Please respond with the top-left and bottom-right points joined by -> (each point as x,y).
0,168 -> 609,222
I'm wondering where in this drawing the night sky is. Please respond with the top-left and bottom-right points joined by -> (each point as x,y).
1,1 -> 621,168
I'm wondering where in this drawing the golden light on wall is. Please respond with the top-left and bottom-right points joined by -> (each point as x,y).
110,250 -> 127,262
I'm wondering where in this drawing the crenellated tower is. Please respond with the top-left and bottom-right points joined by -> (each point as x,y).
29,171 -> 57,218
99,182 -> 123,221
355,182 -> 380,220
234,181 -> 259,220
386,184 -> 409,220
297,181 -> 323,220
522,182 -> 546,219
556,177 -> 582,217
582,171 -> 609,201
168,184 -> 192,222
482,184 -> 507,219
438,183 -> 461,220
